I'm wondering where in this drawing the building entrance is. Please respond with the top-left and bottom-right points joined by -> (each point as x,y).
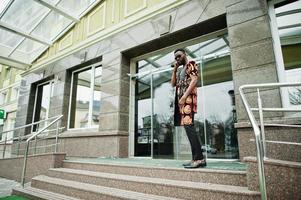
131,35 -> 239,160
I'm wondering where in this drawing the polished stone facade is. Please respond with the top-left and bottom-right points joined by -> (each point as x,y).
7,1 -> 301,199
13,0 -> 297,162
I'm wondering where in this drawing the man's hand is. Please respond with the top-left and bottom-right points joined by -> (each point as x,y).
171,62 -> 179,87
172,62 -> 179,70
179,95 -> 187,105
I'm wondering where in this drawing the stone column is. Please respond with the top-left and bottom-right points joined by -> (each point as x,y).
98,50 -> 130,157
13,74 -> 41,155
14,74 -> 41,134
226,0 -> 283,159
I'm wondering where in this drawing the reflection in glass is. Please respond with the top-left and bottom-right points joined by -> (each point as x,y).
40,84 -> 51,121
196,81 -> 238,159
71,69 -> 92,128
135,72 -> 152,156
34,82 -> 53,131
286,69 -> 301,106
152,71 -> 174,158
69,66 -> 102,129
92,67 -> 101,126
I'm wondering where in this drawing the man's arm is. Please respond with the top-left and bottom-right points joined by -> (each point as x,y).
179,63 -> 198,104
182,74 -> 197,98
171,63 -> 178,87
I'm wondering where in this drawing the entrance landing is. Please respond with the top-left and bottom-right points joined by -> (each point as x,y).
65,157 -> 246,171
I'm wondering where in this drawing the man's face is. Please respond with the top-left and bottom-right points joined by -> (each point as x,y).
174,51 -> 186,66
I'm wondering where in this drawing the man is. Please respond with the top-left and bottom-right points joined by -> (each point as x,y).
171,48 -> 206,168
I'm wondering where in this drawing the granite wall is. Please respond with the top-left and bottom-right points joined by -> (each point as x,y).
245,157 -> 301,200
0,153 -> 66,183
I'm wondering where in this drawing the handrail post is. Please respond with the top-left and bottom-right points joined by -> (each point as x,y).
21,141 -> 29,187
240,86 -> 267,200
34,136 -> 37,155
17,131 -> 21,156
257,89 -> 267,158
255,134 -> 267,200
20,115 -> 63,187
2,133 -> 7,158
55,120 -> 59,153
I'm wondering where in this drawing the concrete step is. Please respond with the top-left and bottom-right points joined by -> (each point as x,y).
44,168 -> 260,200
31,175 -> 181,200
12,186 -> 80,200
63,160 -> 247,186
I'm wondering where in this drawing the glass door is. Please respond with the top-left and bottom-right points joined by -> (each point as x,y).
152,69 -> 175,158
134,72 -> 152,157
133,34 -> 238,159
196,54 -> 238,159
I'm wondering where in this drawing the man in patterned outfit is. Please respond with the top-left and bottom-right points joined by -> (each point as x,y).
171,48 -> 206,168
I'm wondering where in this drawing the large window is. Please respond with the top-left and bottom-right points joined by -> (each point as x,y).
132,33 -> 238,159
32,80 -> 54,131
68,65 -> 101,129
271,0 -> 301,111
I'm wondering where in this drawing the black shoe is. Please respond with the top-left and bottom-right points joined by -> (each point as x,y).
184,160 -> 206,169
182,161 -> 193,167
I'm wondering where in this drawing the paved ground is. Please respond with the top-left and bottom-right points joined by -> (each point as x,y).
0,178 -> 20,198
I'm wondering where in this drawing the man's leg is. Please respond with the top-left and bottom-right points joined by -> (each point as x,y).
184,126 -> 196,160
184,125 -> 204,160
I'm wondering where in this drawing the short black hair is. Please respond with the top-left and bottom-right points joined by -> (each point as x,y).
174,48 -> 186,54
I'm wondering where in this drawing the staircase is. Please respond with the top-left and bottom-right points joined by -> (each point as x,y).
13,159 -> 261,200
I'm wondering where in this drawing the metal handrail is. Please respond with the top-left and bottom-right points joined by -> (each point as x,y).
0,128 -> 65,159
21,114 -> 63,187
0,126 -> 65,144
239,82 -> 301,200
0,116 -> 64,158
250,138 -> 301,146
0,115 -> 62,135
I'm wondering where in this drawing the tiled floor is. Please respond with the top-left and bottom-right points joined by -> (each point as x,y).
66,157 -> 247,171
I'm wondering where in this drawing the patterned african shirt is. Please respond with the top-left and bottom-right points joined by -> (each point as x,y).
174,60 -> 198,126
